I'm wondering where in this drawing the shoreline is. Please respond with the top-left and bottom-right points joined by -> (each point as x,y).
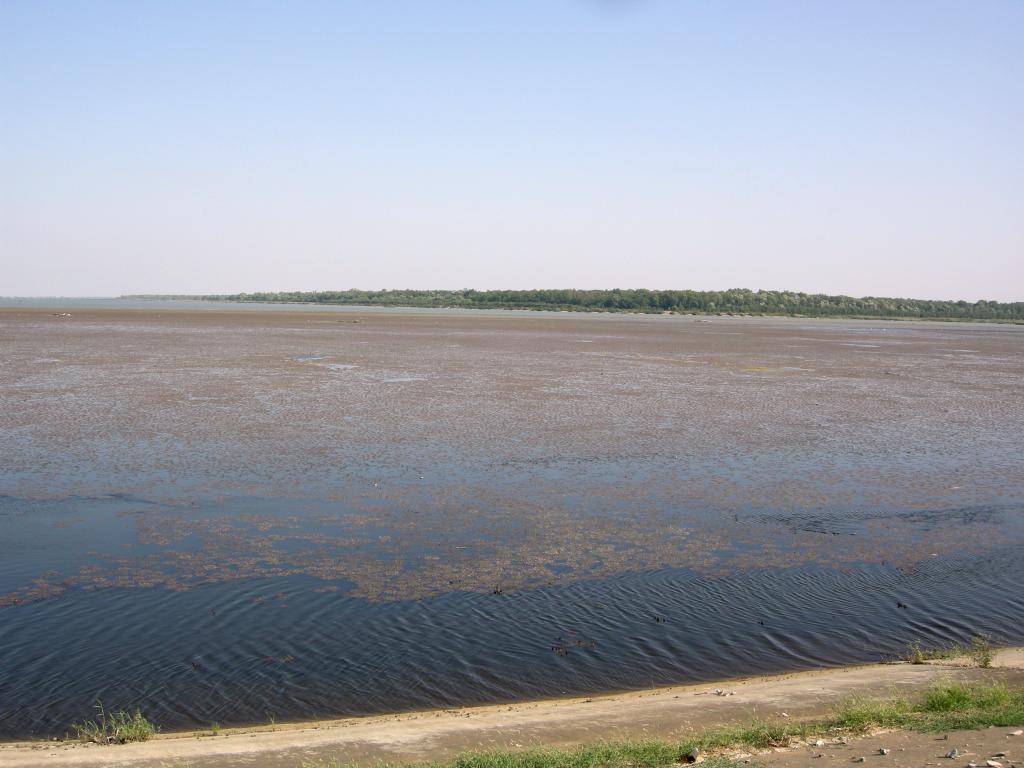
3,649 -> 1023,767
3,297 -> 1024,324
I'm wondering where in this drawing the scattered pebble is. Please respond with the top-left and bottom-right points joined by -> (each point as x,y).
853,757 -> 866,763
879,748 -> 891,755
947,749 -> 962,759
986,761 -> 1002,768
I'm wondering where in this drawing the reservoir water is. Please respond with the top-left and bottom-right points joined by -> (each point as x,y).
1,301 -> 1022,738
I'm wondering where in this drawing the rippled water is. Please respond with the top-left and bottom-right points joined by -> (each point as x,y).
2,543 -> 1022,738
1,304 -> 1022,738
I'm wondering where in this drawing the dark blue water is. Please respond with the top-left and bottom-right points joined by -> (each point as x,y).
2,548 -> 1022,739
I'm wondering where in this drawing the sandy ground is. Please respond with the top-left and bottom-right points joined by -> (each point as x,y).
751,726 -> 1023,768
2,650 -> 1022,768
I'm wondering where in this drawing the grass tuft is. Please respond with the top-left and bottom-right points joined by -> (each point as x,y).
970,635 -> 994,668
72,704 -> 157,744
831,695 -> 911,731
921,681 -> 1009,712
830,681 -> 1021,732
903,635 -> 996,667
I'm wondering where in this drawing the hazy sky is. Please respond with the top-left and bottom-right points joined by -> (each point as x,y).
2,1 -> 1022,300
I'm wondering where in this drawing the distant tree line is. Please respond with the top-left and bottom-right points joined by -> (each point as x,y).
124,289 -> 1024,322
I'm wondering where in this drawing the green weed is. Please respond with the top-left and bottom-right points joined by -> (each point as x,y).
72,704 -> 157,744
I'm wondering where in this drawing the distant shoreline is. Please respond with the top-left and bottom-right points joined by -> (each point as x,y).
5,296 -> 1023,325
120,290 -> 1024,323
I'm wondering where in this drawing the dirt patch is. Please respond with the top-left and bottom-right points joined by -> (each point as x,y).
751,727 -> 1023,768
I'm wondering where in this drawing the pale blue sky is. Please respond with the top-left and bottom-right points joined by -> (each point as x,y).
2,1 -> 1021,300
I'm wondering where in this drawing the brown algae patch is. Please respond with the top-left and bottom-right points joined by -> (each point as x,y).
0,486 -> 1011,607
0,308 -> 1022,606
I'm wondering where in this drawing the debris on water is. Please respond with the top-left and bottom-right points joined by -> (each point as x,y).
654,615 -> 667,623
897,601 -> 908,609
264,655 -> 295,664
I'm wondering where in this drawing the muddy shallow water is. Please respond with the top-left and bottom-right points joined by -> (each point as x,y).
1,303 -> 1022,737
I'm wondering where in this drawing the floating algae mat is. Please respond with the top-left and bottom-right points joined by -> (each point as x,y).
1,302 -> 1023,738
